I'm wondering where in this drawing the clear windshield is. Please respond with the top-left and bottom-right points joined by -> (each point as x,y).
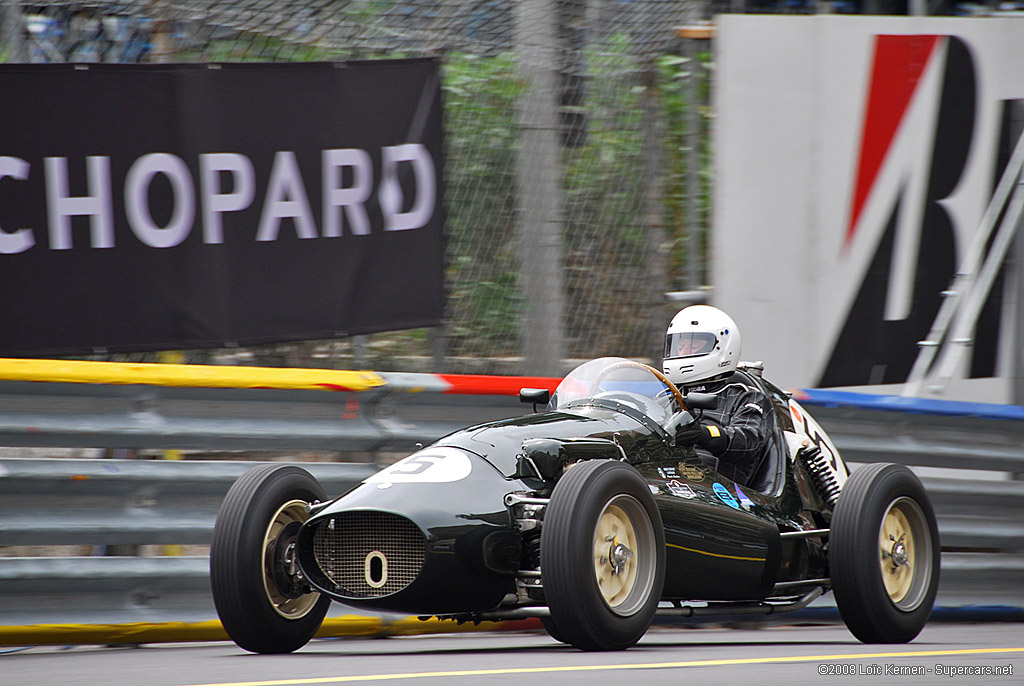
550,357 -> 674,425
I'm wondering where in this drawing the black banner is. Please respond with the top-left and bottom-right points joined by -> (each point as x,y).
0,60 -> 444,355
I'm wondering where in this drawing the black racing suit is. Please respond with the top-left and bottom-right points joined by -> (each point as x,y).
681,369 -> 775,486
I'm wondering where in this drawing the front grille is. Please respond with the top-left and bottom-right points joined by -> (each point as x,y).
311,512 -> 425,598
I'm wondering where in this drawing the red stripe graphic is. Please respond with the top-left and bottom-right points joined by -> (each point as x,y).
439,374 -> 561,395
846,34 -> 940,249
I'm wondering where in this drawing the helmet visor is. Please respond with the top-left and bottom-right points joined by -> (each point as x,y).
664,332 -> 717,359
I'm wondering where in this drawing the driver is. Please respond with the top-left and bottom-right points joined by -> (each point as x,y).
663,305 -> 774,486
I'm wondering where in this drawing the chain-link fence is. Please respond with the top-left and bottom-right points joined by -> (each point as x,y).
1,1 -> 717,375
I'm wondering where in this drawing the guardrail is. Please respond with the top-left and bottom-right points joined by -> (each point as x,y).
0,460 -> 375,626
796,389 -> 1024,609
0,359 -> 555,452
0,360 -> 1021,644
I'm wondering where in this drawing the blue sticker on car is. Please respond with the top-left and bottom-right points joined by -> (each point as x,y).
713,482 -> 740,509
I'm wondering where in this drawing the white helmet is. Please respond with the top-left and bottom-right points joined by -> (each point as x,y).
663,305 -> 741,386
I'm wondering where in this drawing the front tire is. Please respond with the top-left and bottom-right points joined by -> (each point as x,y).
830,463 -> 940,643
539,615 -> 568,644
541,460 -> 665,651
210,464 -> 331,653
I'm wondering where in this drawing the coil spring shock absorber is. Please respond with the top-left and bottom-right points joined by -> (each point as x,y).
799,444 -> 840,508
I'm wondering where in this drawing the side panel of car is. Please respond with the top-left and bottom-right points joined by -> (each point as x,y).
639,461 -> 782,600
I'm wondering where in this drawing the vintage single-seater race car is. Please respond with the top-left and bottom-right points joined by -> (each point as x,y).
210,356 -> 940,653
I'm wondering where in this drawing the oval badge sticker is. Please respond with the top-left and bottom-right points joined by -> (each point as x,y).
713,482 -> 740,509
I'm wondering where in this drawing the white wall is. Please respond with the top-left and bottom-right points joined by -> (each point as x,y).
714,16 -> 1024,402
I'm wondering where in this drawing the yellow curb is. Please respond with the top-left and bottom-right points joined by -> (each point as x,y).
0,359 -> 384,392
0,620 -> 233,646
0,616 -> 540,646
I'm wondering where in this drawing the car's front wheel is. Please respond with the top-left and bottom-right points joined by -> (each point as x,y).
210,464 -> 331,653
829,462 -> 940,643
539,615 -> 568,644
540,459 -> 665,650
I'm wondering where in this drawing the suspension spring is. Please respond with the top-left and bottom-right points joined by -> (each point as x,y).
800,445 -> 841,508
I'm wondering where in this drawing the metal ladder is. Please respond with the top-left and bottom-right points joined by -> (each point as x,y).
903,127 -> 1024,397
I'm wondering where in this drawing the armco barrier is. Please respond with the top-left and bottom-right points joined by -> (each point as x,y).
795,388 -> 1024,610
0,460 -> 377,630
0,359 -> 1021,643
0,358 -> 557,452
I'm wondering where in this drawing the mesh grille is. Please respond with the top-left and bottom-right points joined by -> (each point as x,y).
311,512 -> 425,598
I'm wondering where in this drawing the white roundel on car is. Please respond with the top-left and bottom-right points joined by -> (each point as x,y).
365,446 -> 473,484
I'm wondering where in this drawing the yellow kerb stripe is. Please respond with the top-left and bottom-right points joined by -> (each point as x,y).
0,358 -> 385,392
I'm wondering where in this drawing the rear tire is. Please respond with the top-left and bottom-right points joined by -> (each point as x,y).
210,464 -> 331,653
541,460 -> 665,651
830,463 -> 940,643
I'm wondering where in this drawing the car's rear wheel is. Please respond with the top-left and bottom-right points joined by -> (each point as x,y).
541,459 -> 665,651
830,463 -> 940,643
210,464 -> 331,653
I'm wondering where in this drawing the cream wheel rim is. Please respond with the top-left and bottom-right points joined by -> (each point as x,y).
878,496 -> 932,611
591,495 -> 656,616
262,499 -> 319,619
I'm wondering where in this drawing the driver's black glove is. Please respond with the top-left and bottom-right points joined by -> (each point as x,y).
669,411 -> 704,446
696,418 -> 728,455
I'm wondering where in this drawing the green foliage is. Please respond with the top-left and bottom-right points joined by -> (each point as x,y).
657,50 -> 714,291
438,38 -> 710,361
441,53 -> 524,356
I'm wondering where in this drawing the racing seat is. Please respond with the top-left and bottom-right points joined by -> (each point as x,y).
747,430 -> 782,493
736,365 -> 784,494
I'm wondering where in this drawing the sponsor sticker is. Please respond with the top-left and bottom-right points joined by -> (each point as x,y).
735,484 -> 755,509
668,480 -> 697,499
679,464 -> 706,481
713,482 -> 740,509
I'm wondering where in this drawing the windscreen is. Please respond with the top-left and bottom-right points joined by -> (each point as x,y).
550,357 -> 673,424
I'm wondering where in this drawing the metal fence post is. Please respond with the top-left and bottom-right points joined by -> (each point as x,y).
642,57 -> 670,362
515,0 -> 567,376
1,2 -> 26,63
1010,100 -> 1024,407
684,24 -> 703,293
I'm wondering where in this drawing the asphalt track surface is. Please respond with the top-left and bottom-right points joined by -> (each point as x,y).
4,622 -> 1022,686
